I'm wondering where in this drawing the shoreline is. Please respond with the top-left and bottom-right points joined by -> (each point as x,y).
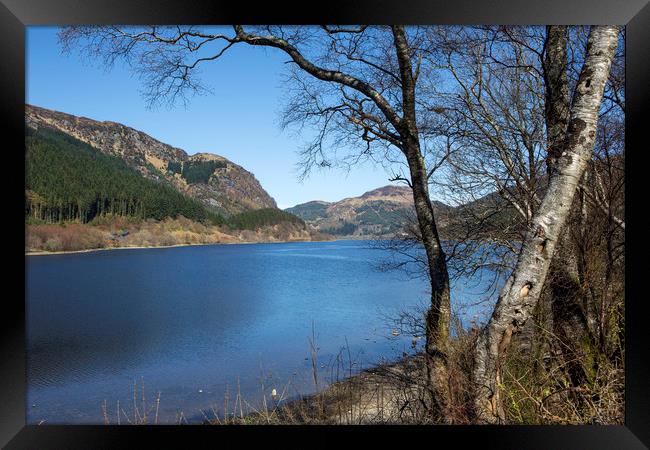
24,237 -> 380,257
191,352 -> 425,425
25,241 -> 233,256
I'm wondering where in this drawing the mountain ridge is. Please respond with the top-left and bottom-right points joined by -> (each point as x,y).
286,185 -> 453,237
24,124 -> 329,253
25,104 -> 276,216
285,184 -> 519,239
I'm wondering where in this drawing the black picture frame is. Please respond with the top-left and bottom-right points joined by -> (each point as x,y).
2,1 -> 648,448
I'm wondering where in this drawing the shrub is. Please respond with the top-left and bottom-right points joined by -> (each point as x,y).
43,237 -> 63,252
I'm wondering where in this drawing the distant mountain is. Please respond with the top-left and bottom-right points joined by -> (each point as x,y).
286,184 -> 524,239
26,104 -> 276,216
286,185 -> 453,237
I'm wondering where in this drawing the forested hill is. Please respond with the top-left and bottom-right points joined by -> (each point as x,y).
25,126 -> 322,252
26,104 -> 276,216
26,126 -> 224,225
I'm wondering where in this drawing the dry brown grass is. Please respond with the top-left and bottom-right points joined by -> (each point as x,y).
27,223 -> 107,252
500,330 -> 624,425
26,214 -> 329,254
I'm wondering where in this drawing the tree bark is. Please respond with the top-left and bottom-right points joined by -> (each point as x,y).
405,136 -> 452,419
392,25 -> 452,420
472,25 -> 620,423
543,25 -> 595,388
543,26 -> 570,177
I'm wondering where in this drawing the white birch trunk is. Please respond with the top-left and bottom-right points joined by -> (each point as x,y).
472,25 -> 620,423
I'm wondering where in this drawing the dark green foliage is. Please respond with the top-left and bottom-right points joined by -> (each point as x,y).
25,126 -> 224,225
167,159 -> 225,183
145,162 -> 163,177
322,222 -> 358,235
181,160 -> 227,184
164,159 -> 227,183
285,201 -> 329,221
228,208 -> 305,230
167,160 -> 182,174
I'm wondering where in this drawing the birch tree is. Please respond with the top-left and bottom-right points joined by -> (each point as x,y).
471,25 -> 620,423
542,25 -> 596,391
419,25 -> 624,406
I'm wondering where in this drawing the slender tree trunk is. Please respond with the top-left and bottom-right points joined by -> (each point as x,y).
544,26 -> 570,177
472,25 -> 619,423
392,25 -> 452,420
404,136 -> 452,420
543,25 -> 595,388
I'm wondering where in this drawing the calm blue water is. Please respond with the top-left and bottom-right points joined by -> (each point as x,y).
26,240 -> 495,424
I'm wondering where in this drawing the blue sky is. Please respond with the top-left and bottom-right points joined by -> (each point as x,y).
26,27 -> 398,209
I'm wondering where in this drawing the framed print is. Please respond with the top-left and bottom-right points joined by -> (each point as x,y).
1,0 -> 649,448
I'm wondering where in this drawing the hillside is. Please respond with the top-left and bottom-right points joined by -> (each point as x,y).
26,104 -> 276,216
286,185 -> 521,239
26,126 -> 223,225
286,185 -> 452,237
25,119 -> 326,253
